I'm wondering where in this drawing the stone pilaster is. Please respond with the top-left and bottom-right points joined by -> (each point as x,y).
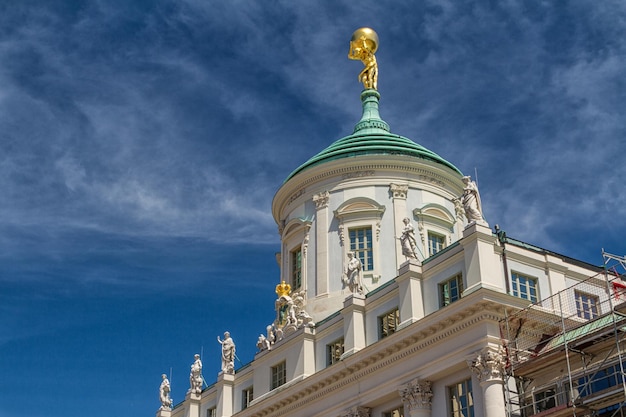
468,347 -> 506,417
313,191 -> 330,296
341,293 -> 366,358
156,408 -> 171,417
184,392 -> 202,417
216,372 -> 235,417
390,183 -> 409,269
460,222 -> 503,295
396,260 -> 424,328
399,378 -> 432,417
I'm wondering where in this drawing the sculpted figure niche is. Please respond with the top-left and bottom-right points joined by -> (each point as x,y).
342,252 -> 363,294
217,331 -> 236,374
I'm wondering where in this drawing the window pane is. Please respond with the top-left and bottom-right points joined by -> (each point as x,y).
349,227 -> 374,270
511,272 -> 538,303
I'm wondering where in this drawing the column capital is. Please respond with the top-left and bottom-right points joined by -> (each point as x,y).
399,378 -> 432,411
389,183 -> 409,199
313,191 -> 330,209
339,406 -> 371,417
468,346 -> 505,383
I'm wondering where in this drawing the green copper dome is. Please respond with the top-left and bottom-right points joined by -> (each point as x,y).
285,89 -> 461,182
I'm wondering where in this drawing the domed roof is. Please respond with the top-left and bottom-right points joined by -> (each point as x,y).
285,89 -> 461,182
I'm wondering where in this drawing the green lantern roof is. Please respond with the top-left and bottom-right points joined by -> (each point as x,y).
285,89 -> 461,182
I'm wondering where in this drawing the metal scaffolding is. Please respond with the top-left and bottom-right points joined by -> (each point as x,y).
501,252 -> 626,417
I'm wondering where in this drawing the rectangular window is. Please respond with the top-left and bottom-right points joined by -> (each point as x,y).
241,387 -> 253,410
349,227 -> 374,271
379,308 -> 400,339
511,272 -> 538,303
291,247 -> 302,289
448,379 -> 474,417
575,291 -> 599,320
383,408 -> 404,417
326,338 -> 344,366
271,361 -> 287,390
207,407 -> 216,417
440,274 -> 463,307
428,231 -> 446,256
533,387 -> 557,413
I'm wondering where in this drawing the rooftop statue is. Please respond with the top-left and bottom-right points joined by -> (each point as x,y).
188,354 -> 203,395
459,176 -> 485,224
348,27 -> 379,90
159,374 -> 172,410
342,251 -> 364,294
400,217 -> 420,259
217,331 -> 236,374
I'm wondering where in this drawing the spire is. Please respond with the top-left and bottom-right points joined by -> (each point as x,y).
353,89 -> 390,134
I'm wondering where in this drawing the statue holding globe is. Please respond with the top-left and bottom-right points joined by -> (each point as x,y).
348,27 -> 379,90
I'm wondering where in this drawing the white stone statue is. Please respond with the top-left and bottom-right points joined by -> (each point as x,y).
399,217 -> 419,259
159,374 -> 172,410
342,252 -> 363,294
460,176 -> 485,223
188,354 -> 203,395
256,334 -> 271,351
217,331 -> 236,374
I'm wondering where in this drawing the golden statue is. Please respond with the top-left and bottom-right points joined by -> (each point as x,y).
348,27 -> 379,90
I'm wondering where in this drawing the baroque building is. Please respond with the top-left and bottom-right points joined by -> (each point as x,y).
157,29 -> 626,417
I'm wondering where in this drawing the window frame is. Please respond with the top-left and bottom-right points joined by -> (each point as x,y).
349,226 -> 374,271
326,337 -> 345,366
271,361 -> 287,390
511,272 -> 539,303
427,230 -> 446,256
291,246 -> 302,290
378,308 -> 400,340
440,273 -> 463,307
575,290 -> 599,320
448,378 -> 474,417
241,386 -> 253,410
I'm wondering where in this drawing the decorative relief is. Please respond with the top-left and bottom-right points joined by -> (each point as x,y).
416,174 -> 445,187
340,406 -> 371,417
277,220 -> 285,236
338,224 -> 345,246
376,221 -> 381,241
313,191 -> 330,209
302,224 -> 311,256
341,170 -> 375,179
469,347 -> 505,383
399,378 -> 432,411
288,188 -> 306,205
389,183 -> 409,199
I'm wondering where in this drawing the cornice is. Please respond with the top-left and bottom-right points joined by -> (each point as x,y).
242,291 -> 514,417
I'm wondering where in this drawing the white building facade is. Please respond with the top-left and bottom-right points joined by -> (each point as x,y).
157,64 -> 624,417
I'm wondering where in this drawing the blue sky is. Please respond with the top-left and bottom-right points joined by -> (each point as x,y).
1,1 -> 625,416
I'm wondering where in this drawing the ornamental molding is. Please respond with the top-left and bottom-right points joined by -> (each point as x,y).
389,183 -> 409,199
244,295 -> 508,417
313,191 -> 330,210
399,378 -> 432,411
468,346 -> 505,383
342,170 -> 375,180
339,406 -> 371,417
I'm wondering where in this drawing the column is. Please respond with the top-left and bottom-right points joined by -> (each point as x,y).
396,260 -> 424,328
399,379 -> 432,417
389,183 -> 409,269
341,293 -> 366,358
313,191 -> 330,296
468,347 -> 506,417
216,372 -> 235,417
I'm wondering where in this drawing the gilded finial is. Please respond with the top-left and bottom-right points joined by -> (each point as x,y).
348,27 -> 379,90
275,281 -> 291,297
